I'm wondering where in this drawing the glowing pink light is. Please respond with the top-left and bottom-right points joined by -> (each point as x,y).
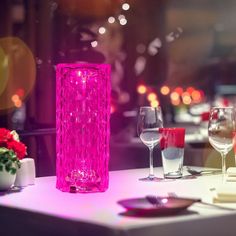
56,63 -> 111,193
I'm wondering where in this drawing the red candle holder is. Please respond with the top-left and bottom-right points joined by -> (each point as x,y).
160,128 -> 185,149
159,128 -> 185,179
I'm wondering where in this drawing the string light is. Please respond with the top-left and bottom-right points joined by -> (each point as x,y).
108,16 -> 115,24
119,18 -> 127,25
91,41 -> 98,48
122,3 -> 130,11
118,15 -> 125,20
98,27 -> 106,34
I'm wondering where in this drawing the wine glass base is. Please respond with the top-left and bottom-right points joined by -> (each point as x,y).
139,177 -> 174,182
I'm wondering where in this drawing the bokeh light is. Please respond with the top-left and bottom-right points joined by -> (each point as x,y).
191,90 -> 201,102
171,99 -> 180,106
11,94 -> 19,103
119,18 -> 127,25
108,16 -> 115,24
11,94 -> 22,108
186,87 -> 195,94
98,27 -> 106,34
182,94 -> 192,105
122,3 -> 130,11
14,100 -> 22,108
16,88 -> 25,97
111,104 -> 116,114
160,85 -> 170,95
170,91 -> 179,101
150,100 -> 159,108
137,85 -> 147,94
174,87 -> 183,95
147,92 -> 157,102
91,41 -> 98,47
0,37 -> 36,111
118,14 -> 125,20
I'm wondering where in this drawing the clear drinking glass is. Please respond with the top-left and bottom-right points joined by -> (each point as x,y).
160,128 -> 185,179
137,106 -> 163,181
208,107 -> 236,180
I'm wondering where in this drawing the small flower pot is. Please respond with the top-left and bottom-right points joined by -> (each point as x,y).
0,169 -> 16,191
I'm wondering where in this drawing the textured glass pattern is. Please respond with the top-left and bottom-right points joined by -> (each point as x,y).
56,63 -> 110,193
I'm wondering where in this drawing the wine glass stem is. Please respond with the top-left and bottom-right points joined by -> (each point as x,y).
148,147 -> 154,178
221,153 -> 226,181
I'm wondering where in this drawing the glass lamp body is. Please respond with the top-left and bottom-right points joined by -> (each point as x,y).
56,63 -> 110,193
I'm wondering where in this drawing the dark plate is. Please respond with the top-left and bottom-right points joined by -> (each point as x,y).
118,196 -> 199,216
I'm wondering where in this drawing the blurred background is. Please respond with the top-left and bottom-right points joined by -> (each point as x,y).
1,0 -> 236,176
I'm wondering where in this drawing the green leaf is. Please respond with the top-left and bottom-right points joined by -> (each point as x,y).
0,165 -> 3,171
5,163 -> 12,172
0,147 -> 9,154
2,157 -> 9,164
16,160 -> 21,169
10,168 -> 17,175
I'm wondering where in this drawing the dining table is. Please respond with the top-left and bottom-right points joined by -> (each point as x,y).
1,167 -> 236,236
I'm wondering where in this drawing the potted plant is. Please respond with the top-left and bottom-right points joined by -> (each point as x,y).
0,128 -> 27,191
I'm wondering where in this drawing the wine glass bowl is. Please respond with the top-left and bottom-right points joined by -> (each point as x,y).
137,106 -> 163,181
208,107 -> 236,178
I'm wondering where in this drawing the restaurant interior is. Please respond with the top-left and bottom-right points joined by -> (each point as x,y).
1,1 -> 236,235
1,0 -> 236,175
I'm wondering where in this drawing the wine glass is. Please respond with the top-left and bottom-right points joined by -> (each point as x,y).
208,107 -> 236,179
137,106 -> 163,181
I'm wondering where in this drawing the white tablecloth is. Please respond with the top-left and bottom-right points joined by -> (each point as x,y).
1,167 -> 236,236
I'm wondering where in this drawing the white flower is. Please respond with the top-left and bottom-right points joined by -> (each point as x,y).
10,130 -> 20,142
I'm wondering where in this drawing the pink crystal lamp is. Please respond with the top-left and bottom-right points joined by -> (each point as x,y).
56,63 -> 110,193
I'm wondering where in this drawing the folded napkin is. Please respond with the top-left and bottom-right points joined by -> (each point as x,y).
227,167 -> 236,177
211,168 -> 236,203
213,185 -> 236,203
225,167 -> 236,182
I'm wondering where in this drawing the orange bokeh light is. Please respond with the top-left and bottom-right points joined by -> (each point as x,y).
11,93 -> 22,108
171,99 -> 180,106
137,85 -> 147,94
191,90 -> 201,102
182,92 -> 190,97
182,95 -> 192,105
160,86 -> 170,95
147,92 -> 157,102
170,91 -> 179,101
15,100 -> 22,108
11,94 -> 19,103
